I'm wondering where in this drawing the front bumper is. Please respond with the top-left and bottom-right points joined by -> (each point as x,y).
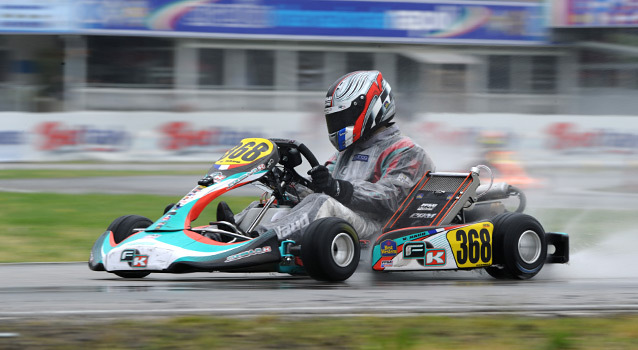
89,229 -> 282,274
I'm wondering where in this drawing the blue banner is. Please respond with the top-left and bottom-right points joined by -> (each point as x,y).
560,0 -> 638,27
76,0 -> 548,45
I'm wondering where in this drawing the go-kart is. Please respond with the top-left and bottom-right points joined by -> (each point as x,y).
89,138 -> 362,281
89,137 -> 569,282
370,166 -> 568,279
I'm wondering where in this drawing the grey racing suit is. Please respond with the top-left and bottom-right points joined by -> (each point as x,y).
249,125 -> 434,242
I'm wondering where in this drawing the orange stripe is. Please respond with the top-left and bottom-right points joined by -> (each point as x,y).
382,172 -> 428,231
430,175 -> 470,226
383,171 -> 430,231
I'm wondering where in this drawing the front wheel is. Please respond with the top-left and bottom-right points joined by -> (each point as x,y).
485,212 -> 547,280
300,218 -> 360,282
107,215 -> 153,279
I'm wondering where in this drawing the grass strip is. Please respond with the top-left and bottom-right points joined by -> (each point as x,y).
0,192 -> 253,263
0,169 -> 203,179
1,314 -> 638,349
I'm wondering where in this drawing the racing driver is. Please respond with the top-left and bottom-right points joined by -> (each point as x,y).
234,70 -> 434,242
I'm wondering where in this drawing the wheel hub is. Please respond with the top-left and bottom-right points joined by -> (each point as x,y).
518,230 -> 541,264
331,232 -> 355,267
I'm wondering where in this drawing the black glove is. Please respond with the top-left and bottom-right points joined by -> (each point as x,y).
308,165 -> 353,203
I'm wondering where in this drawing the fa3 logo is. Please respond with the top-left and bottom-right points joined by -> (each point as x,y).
120,249 -> 149,268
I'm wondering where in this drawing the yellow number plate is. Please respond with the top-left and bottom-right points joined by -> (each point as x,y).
215,138 -> 275,166
446,222 -> 493,268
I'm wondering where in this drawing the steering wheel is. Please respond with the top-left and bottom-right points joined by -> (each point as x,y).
270,138 -> 320,189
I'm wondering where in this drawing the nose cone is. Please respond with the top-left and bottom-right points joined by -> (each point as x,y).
105,243 -> 177,271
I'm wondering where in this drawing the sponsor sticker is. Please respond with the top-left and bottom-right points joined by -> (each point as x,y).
404,242 -> 426,259
276,213 -> 310,236
409,213 -> 436,219
404,243 -> 446,265
325,96 -> 333,107
396,173 -> 410,185
227,163 -> 267,189
417,203 -> 438,211
425,249 -> 446,266
132,256 -> 149,267
380,240 -> 397,257
380,260 -> 393,268
352,154 -> 369,162
225,246 -> 272,263
120,249 -> 149,268
177,186 -> 204,207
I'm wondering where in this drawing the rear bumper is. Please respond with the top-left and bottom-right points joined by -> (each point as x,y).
546,232 -> 569,264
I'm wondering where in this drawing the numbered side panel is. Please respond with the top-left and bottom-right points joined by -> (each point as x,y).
446,222 -> 493,268
207,138 -> 279,175
372,222 -> 493,271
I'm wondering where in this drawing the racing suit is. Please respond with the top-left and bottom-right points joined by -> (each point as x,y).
248,125 -> 434,242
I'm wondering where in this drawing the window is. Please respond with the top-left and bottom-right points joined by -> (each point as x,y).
579,49 -> 638,89
531,56 -> 557,93
488,55 -> 511,92
438,64 -> 466,92
199,49 -> 223,87
246,50 -> 274,89
298,51 -> 324,91
396,55 -> 419,93
87,37 -> 174,88
346,52 -> 374,72
580,69 -> 618,88
0,50 -> 8,83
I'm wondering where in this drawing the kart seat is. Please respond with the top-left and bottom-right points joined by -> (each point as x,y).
216,201 -> 236,232
382,171 -> 480,233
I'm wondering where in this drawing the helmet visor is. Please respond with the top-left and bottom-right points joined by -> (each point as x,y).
325,95 -> 366,134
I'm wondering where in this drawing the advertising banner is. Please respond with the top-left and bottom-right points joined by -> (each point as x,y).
0,111 -> 311,162
1,112 -> 637,171
407,113 -> 638,170
554,0 -> 638,27
0,0 -> 74,33
76,0 -> 547,44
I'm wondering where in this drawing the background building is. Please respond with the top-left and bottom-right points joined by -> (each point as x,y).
1,0 -> 637,167
0,0 -> 584,115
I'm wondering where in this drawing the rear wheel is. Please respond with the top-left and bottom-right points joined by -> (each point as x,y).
485,212 -> 547,280
107,215 -> 153,279
300,218 -> 360,282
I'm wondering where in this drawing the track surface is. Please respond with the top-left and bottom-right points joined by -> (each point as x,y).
2,259 -> 638,319
2,164 -> 638,319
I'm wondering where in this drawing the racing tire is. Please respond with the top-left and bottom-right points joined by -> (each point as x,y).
163,203 -> 175,215
485,212 -> 547,280
107,215 -> 153,279
300,218 -> 360,282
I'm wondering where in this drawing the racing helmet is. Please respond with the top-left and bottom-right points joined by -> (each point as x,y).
324,70 -> 396,151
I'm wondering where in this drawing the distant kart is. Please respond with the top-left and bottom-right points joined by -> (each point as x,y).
89,138 -> 569,282
478,150 -> 544,189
